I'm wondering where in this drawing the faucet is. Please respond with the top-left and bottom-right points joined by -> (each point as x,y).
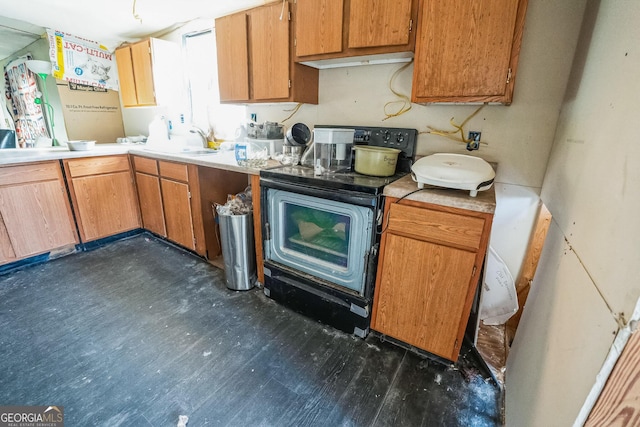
189,126 -> 208,148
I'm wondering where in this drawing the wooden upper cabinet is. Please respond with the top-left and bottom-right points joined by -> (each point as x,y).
115,38 -> 180,107
412,0 -> 528,104
250,2 -> 291,100
215,12 -> 250,102
294,0 -> 417,62
295,0 -> 344,56
116,40 -> 155,107
130,40 -> 156,105
114,47 -> 138,107
348,0 -> 413,48
215,1 -> 319,104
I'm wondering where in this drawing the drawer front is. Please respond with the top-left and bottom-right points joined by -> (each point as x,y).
0,161 -> 60,186
159,161 -> 188,182
67,155 -> 130,178
133,156 -> 158,175
388,203 -> 484,250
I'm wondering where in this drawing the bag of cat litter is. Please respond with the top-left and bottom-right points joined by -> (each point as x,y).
46,29 -> 119,91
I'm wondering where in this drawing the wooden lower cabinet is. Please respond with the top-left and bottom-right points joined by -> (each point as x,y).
132,156 -> 206,256
64,156 -> 141,242
131,155 -> 260,277
0,161 -> 78,265
371,199 -> 493,362
250,174 -> 264,284
158,161 -> 205,255
135,172 -> 166,237
0,215 -> 15,264
161,178 -> 196,251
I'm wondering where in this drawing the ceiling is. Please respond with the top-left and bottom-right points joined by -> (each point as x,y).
0,0 -> 268,60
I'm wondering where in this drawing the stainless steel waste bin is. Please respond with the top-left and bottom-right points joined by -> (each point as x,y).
217,211 -> 256,290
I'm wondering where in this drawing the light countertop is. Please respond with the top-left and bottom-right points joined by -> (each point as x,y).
383,174 -> 497,214
0,144 -> 130,165
1,146 -> 496,213
0,144 -> 279,175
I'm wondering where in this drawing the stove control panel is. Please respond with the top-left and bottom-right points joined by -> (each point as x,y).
315,125 -> 418,160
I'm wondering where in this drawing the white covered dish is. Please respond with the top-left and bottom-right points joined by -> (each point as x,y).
411,153 -> 495,197
66,140 -> 96,151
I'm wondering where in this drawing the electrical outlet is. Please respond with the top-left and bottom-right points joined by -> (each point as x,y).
467,131 -> 481,151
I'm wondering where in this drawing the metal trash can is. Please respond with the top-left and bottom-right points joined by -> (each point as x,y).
217,210 -> 256,291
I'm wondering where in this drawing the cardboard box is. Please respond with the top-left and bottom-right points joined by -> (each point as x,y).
57,81 -> 124,143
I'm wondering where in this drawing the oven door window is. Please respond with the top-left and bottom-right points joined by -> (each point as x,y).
265,189 -> 373,294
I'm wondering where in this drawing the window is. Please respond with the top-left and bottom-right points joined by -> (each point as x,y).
183,29 -> 244,140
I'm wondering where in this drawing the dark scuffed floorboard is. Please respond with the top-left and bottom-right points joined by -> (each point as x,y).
0,234 -> 502,426
372,349 -> 502,427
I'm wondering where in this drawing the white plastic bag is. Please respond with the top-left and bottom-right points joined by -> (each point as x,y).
479,246 -> 518,325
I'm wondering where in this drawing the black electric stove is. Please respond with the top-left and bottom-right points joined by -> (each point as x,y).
258,125 -> 418,337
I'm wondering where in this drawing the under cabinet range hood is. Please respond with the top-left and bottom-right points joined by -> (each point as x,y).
411,153 -> 495,197
299,52 -> 413,69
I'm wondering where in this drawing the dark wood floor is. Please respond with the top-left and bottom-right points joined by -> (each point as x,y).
0,234 -> 502,426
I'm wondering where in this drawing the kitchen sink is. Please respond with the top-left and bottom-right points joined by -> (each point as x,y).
143,147 -> 220,156
182,149 -> 220,155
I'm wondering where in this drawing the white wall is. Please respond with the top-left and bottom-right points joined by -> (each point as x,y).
507,0 -> 640,424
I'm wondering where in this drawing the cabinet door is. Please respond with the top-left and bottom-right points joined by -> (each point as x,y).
130,39 -> 156,106
215,12 -> 250,102
373,232 -> 477,361
295,0 -> 343,56
115,47 -> 138,107
161,178 -> 195,251
0,181 -> 77,259
72,171 -> 141,242
135,172 -> 166,237
348,0 -> 413,48
412,0 -> 523,103
249,2 -> 291,100
0,214 -> 16,264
